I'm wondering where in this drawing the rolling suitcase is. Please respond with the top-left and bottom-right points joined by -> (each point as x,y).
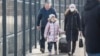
59,37 -> 69,53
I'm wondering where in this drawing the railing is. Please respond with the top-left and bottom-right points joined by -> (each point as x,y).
1,0 -> 85,56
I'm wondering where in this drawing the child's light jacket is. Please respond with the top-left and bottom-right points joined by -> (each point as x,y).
44,21 -> 60,42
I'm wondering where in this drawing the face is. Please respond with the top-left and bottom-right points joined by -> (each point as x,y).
51,16 -> 56,22
69,6 -> 75,12
44,3 -> 51,10
69,5 -> 76,12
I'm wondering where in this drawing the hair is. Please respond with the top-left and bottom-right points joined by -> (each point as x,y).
44,1 -> 52,6
64,8 -> 70,15
48,17 -> 58,22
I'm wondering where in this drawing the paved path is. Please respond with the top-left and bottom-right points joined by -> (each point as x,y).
26,39 -> 86,56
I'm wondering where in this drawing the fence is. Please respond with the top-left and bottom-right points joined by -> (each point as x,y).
0,0 -> 85,56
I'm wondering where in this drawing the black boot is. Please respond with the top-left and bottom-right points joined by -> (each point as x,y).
68,52 -> 71,56
40,48 -> 45,53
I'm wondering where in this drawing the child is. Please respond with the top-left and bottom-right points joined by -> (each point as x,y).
44,14 -> 59,56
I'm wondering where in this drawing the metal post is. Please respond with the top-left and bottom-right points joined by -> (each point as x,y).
38,0 -> 41,40
73,0 -> 75,4
14,0 -> 18,56
80,0 -> 84,15
83,0 -> 85,11
80,0 -> 82,14
83,0 -> 84,6
59,0 -> 61,27
38,0 -> 41,10
52,0 -> 54,8
2,0 -> 6,56
34,0 -> 37,48
69,0 -> 71,4
78,0 -> 80,11
45,0 -> 47,2
64,0 -> 67,11
22,0 -> 26,56
29,0 -> 32,53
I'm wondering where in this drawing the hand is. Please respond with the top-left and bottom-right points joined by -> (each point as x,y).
45,37 -> 47,41
37,26 -> 40,30
63,31 -> 65,34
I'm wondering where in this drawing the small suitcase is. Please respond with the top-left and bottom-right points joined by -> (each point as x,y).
59,38 -> 69,53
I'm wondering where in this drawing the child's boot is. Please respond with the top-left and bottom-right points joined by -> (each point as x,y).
48,52 -> 52,56
55,51 -> 57,55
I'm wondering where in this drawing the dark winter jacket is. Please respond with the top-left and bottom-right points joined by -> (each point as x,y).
82,0 -> 100,53
64,11 -> 80,41
37,7 -> 57,27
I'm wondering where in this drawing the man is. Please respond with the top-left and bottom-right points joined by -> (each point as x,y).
82,0 -> 100,56
37,2 -> 57,53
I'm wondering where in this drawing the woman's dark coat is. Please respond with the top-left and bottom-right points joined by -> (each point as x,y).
64,11 -> 80,41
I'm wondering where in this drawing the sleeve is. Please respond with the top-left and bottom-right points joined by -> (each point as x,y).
77,13 -> 81,31
81,12 -> 85,37
37,9 -> 42,26
57,21 -> 61,34
64,15 -> 67,31
98,6 -> 100,25
44,22 -> 50,38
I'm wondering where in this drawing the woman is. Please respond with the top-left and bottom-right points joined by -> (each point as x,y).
64,4 -> 81,56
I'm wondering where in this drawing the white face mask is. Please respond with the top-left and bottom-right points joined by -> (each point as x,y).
69,4 -> 76,12
69,8 -> 75,12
